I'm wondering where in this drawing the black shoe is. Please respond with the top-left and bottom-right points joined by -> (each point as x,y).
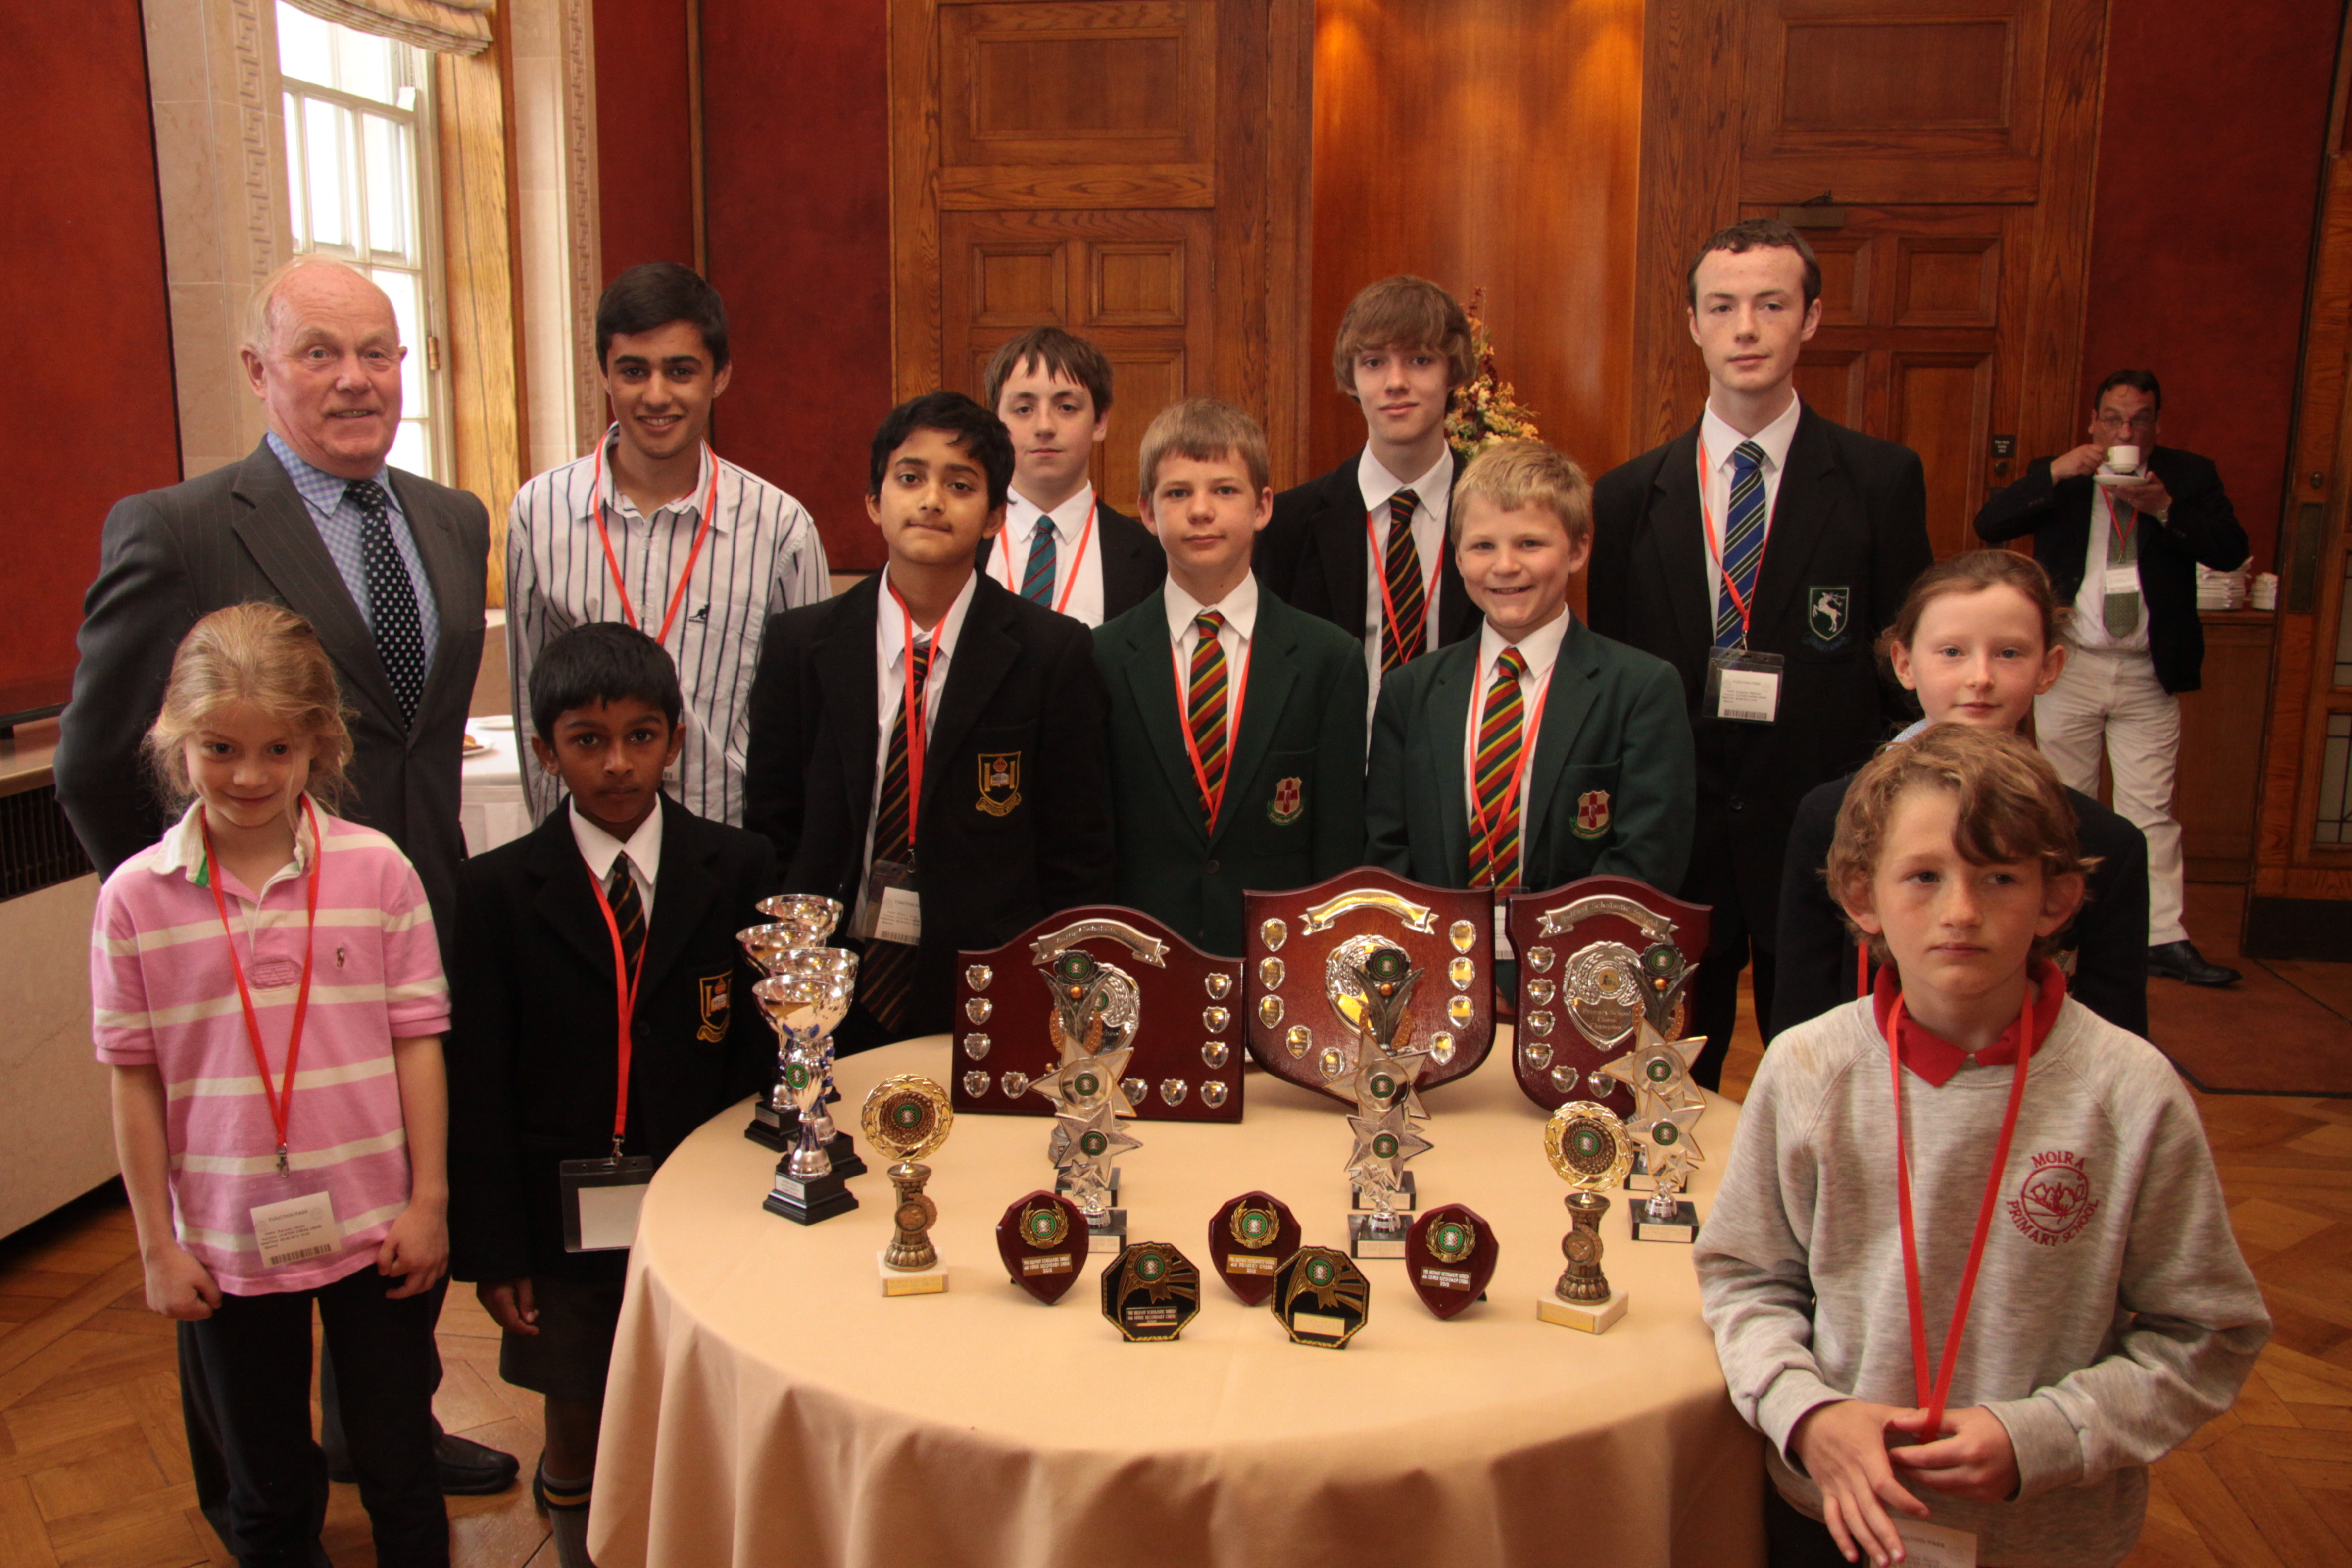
436,1430 -> 522,1495
2149,940 -> 2241,987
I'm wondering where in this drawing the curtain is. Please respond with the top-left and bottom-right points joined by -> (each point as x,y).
279,0 -> 492,57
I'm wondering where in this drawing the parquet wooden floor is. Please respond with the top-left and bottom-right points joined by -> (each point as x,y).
3,965 -> 2347,1566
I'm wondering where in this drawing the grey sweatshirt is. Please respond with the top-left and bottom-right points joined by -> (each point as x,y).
1696,995 -> 2269,1568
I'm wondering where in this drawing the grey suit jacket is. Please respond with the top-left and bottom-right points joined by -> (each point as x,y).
55,439 -> 490,928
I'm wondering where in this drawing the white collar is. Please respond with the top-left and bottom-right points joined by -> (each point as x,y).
583,426 -> 729,531
1163,571 -> 1261,645
152,796 -> 320,888
1699,393 -> 1804,475
1006,482 -> 1096,541
1476,607 -> 1572,682
568,797 -> 664,889
877,567 -> 980,673
1356,446 -> 1455,516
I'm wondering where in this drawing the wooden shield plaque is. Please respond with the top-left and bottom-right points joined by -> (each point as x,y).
1505,876 -> 1709,1115
952,906 -> 1244,1122
1242,868 -> 1494,1105
1207,1191 -> 1302,1306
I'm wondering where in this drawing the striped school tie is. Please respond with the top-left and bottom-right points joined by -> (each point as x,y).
1020,521 -> 1057,606
1186,612 -> 1230,829
858,638 -> 932,1032
604,857 -> 646,981
1713,442 -> 1767,651
1381,489 -> 1426,671
1466,648 -> 1528,890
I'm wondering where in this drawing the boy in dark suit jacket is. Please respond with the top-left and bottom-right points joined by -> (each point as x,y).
447,623 -> 775,1565
1257,276 -> 1483,737
1095,398 -> 1366,955
1589,218 -> 1932,1089
976,326 -> 1166,625
1368,440 -> 1695,936
742,392 -> 1115,1050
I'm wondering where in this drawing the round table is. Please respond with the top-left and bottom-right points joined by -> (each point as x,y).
589,1035 -> 1764,1568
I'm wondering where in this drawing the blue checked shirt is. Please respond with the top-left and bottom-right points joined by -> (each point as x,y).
266,432 -> 441,655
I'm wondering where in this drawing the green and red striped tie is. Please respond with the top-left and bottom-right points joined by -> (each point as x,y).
1381,490 -> 1426,671
1187,611 -> 1230,829
1466,647 -> 1528,889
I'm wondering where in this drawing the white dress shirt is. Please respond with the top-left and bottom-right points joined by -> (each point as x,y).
568,798 -> 663,927
1358,447 -> 1453,731
508,427 -> 831,827
2069,487 -> 2152,654
996,483 -> 1105,627
854,569 -> 980,927
1696,394 -> 1803,637
1462,609 -> 1571,891
1163,571 -> 1260,705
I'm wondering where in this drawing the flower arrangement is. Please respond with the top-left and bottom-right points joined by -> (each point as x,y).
1445,287 -> 1541,458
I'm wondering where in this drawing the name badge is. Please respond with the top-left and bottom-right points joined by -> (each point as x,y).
250,1190 -> 343,1270
854,859 -> 922,945
1707,648 -> 1784,724
2103,565 -> 2141,595
1894,1519 -> 1976,1568
561,1155 -> 656,1252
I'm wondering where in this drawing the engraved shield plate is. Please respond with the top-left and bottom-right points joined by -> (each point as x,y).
1505,876 -> 1712,1116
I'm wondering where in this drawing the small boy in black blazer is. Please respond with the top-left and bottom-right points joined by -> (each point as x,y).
742,392 -> 1115,1051
447,623 -> 774,1565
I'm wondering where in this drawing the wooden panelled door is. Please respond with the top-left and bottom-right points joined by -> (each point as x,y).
889,0 -> 1312,508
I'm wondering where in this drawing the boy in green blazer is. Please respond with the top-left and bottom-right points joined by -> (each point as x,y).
1367,440 -> 1695,934
1095,398 -> 1367,955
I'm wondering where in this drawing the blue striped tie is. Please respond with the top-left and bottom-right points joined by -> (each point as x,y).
1713,442 -> 1768,651
1020,522 -> 1057,606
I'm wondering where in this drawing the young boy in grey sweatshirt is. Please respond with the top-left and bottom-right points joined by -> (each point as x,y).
1696,724 -> 2267,1568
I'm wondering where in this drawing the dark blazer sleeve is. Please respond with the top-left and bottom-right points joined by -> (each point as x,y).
1593,654 -> 1697,891
1769,776 -> 1855,1041
1032,617 -> 1118,912
2160,454 -> 2251,572
1255,481 -> 1317,609
1584,460 -> 1646,646
1973,457 -> 2064,545
740,608 -> 811,864
1363,673 -> 1413,873
2067,796 -> 2150,1040
55,493 -> 202,875
444,854 -> 533,1284
1311,638 -> 1370,881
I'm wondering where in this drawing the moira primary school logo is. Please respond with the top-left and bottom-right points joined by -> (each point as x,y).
2008,1149 -> 2099,1246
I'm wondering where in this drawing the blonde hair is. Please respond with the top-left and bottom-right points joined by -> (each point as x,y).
1331,276 -> 1475,396
1137,396 -> 1271,499
1451,439 -> 1593,548
144,604 -> 355,813
242,254 -> 388,354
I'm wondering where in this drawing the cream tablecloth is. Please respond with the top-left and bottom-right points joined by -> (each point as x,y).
590,1033 -> 1764,1568
459,716 -> 532,856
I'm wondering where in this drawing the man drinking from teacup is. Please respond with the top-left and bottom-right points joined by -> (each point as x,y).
1974,368 -> 2251,987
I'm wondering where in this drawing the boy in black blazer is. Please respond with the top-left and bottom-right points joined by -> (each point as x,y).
977,326 -> 1166,625
1589,219 -> 1932,1089
742,392 -> 1116,1050
447,623 -> 775,1563
1257,276 -> 1483,736
1095,398 -> 1366,955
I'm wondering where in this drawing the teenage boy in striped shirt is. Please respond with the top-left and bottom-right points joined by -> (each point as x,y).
505,262 -> 829,826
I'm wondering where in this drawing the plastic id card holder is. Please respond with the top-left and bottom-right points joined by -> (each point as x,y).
851,859 -> 922,946
251,1191 -> 343,1270
1894,1519 -> 1976,1568
1706,648 -> 1784,724
561,1156 -> 655,1252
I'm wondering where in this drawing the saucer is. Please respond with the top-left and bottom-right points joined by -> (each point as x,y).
2093,469 -> 2143,487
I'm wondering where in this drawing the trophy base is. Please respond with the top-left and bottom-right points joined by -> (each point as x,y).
1631,1198 -> 1699,1244
1348,1212 -> 1411,1260
1626,1147 -> 1654,1193
827,1132 -> 867,1179
1537,1289 -> 1627,1334
744,1103 -> 793,1151
764,1168 -> 859,1225
1077,1207 -> 1127,1245
877,1252 -> 949,1296
1349,1171 -> 1416,1214
1056,1166 -> 1120,1200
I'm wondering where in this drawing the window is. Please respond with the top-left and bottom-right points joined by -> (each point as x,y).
274,3 -> 451,482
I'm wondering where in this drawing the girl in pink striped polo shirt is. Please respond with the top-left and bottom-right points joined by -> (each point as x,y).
93,603 -> 452,1566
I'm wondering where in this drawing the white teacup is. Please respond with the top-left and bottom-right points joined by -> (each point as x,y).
2107,444 -> 2142,474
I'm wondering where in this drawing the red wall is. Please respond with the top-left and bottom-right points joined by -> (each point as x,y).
2077,3 -> 2342,572
0,0 -> 182,707
592,0 -> 697,279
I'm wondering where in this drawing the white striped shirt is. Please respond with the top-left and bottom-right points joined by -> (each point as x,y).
506,429 -> 831,825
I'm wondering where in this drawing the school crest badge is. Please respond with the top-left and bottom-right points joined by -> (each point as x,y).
1807,585 -> 1851,649
697,972 -> 730,1042
2007,1149 -> 2099,1247
1268,776 -> 1304,825
977,752 -> 1022,816
1573,790 -> 1612,840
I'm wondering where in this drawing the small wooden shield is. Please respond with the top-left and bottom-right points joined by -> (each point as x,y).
1506,876 -> 1710,1115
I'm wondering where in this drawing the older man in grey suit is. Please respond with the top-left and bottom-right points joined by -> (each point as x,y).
54,254 -> 516,1520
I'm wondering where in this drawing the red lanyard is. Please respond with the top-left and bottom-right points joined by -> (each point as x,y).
1168,623 -> 1253,831
1465,655 -> 1553,888
202,799 -> 322,1177
2103,488 -> 2138,556
887,579 -> 932,851
1886,985 -> 2037,1432
1696,436 -> 1761,643
997,497 -> 1097,616
1366,504 -> 1435,660
589,437 -> 721,645
586,851 -> 650,1157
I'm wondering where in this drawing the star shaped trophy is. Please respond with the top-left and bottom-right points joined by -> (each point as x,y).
755,948 -> 861,1225
1595,942 -> 1707,1244
1336,941 -> 1435,1260
737,896 -> 863,1178
1029,948 -> 1142,1242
